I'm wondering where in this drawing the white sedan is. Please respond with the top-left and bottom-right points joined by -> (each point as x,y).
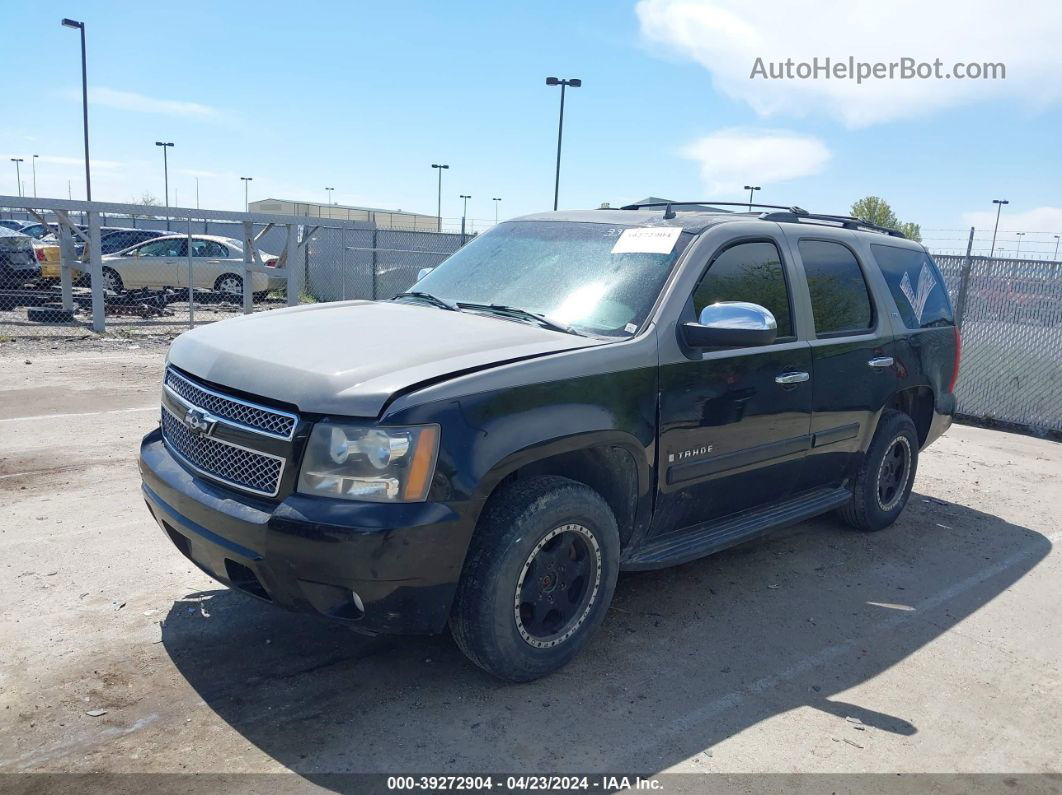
97,235 -> 285,296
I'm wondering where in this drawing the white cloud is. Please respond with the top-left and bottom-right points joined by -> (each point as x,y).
962,206 -> 1062,234
85,87 -> 220,119
681,128 -> 831,193
636,0 -> 1062,127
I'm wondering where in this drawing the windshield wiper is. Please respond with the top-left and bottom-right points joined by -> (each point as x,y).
457,303 -> 584,336
392,291 -> 459,311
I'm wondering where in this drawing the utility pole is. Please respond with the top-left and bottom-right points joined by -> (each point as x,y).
1053,234 -> 1060,261
32,154 -> 38,198
432,164 -> 449,232
1015,231 -> 1025,258
493,197 -> 502,224
989,198 -> 1008,258
545,77 -> 581,210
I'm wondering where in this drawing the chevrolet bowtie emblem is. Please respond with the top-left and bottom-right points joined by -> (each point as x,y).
184,407 -> 218,436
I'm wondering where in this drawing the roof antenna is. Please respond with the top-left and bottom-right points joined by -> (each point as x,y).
663,201 -> 676,220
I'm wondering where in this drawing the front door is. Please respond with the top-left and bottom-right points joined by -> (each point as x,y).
655,238 -> 813,536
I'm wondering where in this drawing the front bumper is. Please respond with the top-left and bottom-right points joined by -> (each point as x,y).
139,428 -> 477,634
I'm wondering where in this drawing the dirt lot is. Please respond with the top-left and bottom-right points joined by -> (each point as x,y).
1,343 -> 1060,785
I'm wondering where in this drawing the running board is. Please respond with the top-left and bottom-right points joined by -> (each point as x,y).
621,487 -> 851,570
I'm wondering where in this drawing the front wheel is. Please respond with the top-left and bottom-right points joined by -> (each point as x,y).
449,476 -> 620,682
838,409 -> 919,532
214,273 -> 243,297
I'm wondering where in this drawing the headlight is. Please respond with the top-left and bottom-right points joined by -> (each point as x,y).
298,422 -> 440,502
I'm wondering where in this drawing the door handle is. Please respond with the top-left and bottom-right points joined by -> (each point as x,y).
775,371 -> 810,384
867,356 -> 894,368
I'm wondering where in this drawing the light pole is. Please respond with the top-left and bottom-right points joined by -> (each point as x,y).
326,187 -> 334,206
431,164 -> 448,232
32,154 -> 38,198
546,77 -> 581,211
744,185 -> 760,211
240,176 -> 253,212
1054,235 -> 1060,261
10,158 -> 23,197
460,194 -> 471,237
61,18 -> 91,200
989,199 -> 1008,258
1015,231 -> 1025,258
492,197 -> 502,224
195,176 -> 200,209
155,142 -> 173,208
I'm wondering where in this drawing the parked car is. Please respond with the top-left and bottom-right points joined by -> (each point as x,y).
0,227 -> 40,288
0,219 -> 26,231
18,222 -> 60,240
76,227 -> 167,260
91,234 -> 282,295
140,203 -> 959,681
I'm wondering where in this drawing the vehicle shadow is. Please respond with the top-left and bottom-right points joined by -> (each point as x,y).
161,492 -> 1050,782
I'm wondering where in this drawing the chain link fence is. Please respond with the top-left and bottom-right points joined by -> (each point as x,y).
0,197 -> 467,339
935,253 -> 1061,434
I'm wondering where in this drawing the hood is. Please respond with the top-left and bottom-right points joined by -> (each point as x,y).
167,300 -> 604,417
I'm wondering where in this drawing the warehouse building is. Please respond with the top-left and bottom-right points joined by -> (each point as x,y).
249,198 -> 438,231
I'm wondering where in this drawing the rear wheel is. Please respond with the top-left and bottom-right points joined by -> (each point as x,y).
100,267 -> 123,294
838,410 -> 919,532
449,476 -> 620,681
215,273 -> 243,297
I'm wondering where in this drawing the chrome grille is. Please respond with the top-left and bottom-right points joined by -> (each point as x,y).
165,368 -> 296,439
161,407 -> 284,497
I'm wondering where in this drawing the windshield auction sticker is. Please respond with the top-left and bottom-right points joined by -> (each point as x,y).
611,226 -> 682,254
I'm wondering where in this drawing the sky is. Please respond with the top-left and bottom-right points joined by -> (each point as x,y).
2,0 -> 1061,256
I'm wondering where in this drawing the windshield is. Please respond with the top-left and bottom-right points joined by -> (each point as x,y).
412,220 -> 690,337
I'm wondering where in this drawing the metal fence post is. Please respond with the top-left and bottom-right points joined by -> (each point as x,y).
242,219 -> 253,314
371,228 -> 378,300
56,220 -> 75,312
86,209 -> 104,332
285,223 -> 301,306
186,216 -> 195,328
954,226 -> 975,329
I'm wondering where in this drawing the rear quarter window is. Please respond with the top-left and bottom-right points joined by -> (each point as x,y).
870,244 -> 954,328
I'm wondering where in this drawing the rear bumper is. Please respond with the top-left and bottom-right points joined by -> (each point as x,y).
139,428 -> 478,635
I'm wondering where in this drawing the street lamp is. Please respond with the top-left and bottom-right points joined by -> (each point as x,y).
431,164 -> 449,232
492,197 -> 502,224
459,194 -> 471,237
1053,234 -> 1060,261
325,187 -> 334,206
545,76 -> 581,211
32,154 -> 38,198
154,142 -> 174,208
743,185 -> 760,211
1015,231 -> 1025,258
989,199 -> 1008,258
10,158 -> 23,197
61,18 -> 91,200
240,176 -> 253,212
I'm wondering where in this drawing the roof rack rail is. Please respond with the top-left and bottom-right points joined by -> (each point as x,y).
618,200 -> 805,213
758,211 -> 906,238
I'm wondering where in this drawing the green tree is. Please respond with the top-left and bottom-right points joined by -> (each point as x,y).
850,196 -> 921,242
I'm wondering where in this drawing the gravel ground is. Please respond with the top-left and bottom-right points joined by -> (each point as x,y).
1,347 -> 1060,789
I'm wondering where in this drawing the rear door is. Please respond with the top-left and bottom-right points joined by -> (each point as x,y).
124,238 -> 185,288
784,233 -> 900,491
655,236 -> 813,534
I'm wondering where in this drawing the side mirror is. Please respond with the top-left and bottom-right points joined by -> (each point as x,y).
682,301 -> 778,348
415,266 -> 435,283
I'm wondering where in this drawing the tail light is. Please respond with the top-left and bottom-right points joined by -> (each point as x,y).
35,247 -> 46,263
948,325 -> 961,393
264,257 -> 279,268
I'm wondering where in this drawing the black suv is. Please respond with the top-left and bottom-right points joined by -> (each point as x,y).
139,202 -> 959,681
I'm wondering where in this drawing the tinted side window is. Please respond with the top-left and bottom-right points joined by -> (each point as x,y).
798,240 -> 873,335
692,241 -> 792,337
870,244 -> 954,328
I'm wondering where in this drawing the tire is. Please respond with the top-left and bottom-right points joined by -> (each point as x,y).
449,475 -> 620,682
27,306 -> 75,323
215,274 -> 243,296
101,267 -> 124,294
838,409 -> 919,532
